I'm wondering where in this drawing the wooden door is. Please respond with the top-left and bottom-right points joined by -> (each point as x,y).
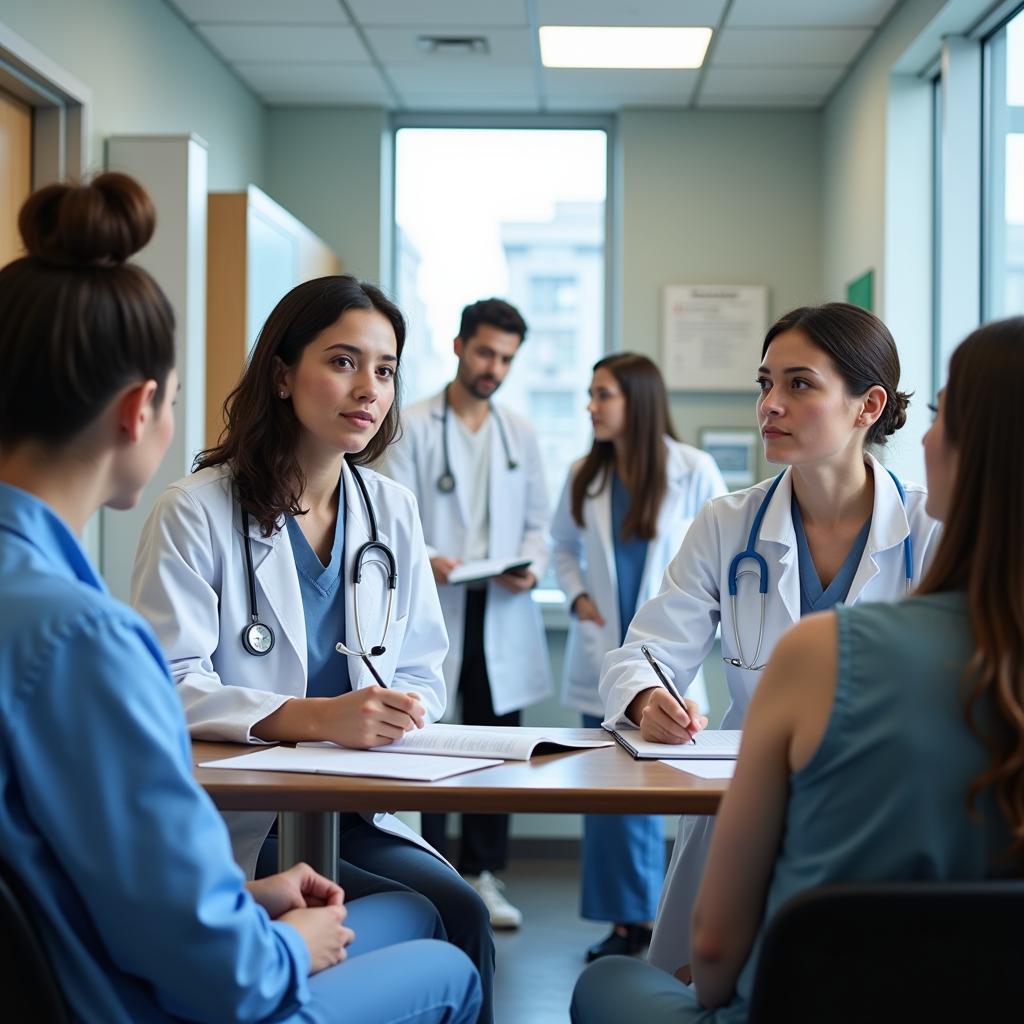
0,87 -> 32,267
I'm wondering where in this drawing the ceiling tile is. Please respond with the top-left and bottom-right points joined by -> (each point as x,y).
726,0 -> 898,29
233,62 -> 392,105
700,64 -> 846,100
365,26 -> 534,64
388,63 -> 535,96
197,24 -> 367,63
168,0 -> 349,25
400,93 -> 540,112
712,27 -> 873,65
544,68 -> 699,106
348,0 -> 528,28
537,0 -> 725,26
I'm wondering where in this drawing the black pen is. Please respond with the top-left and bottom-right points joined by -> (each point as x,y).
640,644 -> 697,744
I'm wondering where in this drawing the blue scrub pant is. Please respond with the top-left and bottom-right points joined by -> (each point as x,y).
572,955 -> 720,1024
297,891 -> 482,1024
259,818 -> 494,1024
580,714 -> 665,923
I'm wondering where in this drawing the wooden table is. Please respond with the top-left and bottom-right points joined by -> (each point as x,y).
192,737 -> 728,879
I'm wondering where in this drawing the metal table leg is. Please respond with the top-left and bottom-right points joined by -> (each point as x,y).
277,811 -> 339,881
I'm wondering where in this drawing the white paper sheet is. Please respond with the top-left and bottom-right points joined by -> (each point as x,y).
370,724 -> 613,760
659,759 -> 736,780
200,746 -> 502,782
610,728 -> 742,760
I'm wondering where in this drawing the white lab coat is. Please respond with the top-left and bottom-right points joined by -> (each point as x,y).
381,389 -> 553,716
550,437 -> 728,717
599,452 -> 942,972
131,461 -> 449,877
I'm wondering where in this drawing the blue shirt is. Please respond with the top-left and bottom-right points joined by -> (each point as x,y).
792,495 -> 872,615
0,484 -> 309,1023
286,488 -> 350,698
611,473 -> 650,645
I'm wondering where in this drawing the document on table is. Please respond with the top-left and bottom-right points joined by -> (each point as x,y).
660,759 -> 737,780
607,727 -> 742,761
366,724 -> 613,761
446,557 -> 531,585
199,745 -> 502,782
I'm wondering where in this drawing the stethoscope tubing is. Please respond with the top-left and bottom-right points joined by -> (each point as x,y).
725,468 -> 913,672
436,386 -> 518,493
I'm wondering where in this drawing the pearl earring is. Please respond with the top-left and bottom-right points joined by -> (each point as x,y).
279,391 -> 288,399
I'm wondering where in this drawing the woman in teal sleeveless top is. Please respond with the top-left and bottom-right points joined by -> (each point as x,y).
572,316 -> 1024,1023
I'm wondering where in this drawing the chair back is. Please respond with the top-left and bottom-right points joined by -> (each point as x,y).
0,859 -> 69,1023
747,881 -> 1024,1024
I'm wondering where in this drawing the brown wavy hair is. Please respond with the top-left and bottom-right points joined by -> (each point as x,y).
0,173 -> 174,445
196,275 -> 405,536
570,353 -> 678,541
916,316 -> 1024,862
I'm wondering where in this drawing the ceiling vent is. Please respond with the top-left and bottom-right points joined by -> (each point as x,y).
416,35 -> 490,57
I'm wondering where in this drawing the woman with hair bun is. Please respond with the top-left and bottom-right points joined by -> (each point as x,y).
598,303 -> 942,979
574,316 -> 1024,1022
0,174 -> 481,1023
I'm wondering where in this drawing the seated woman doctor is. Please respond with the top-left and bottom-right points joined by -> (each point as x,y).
0,174 -> 481,1024
131,275 -> 494,1023
550,353 -> 726,962
599,302 -> 941,978
574,315 -> 1024,1024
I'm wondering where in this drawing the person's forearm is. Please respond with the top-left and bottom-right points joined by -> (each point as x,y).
692,940 -> 748,1009
252,697 -> 324,742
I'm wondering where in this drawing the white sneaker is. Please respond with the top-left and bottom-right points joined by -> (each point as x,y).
466,870 -> 523,930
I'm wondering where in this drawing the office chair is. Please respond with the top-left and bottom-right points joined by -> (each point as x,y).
746,881 -> 1024,1023
0,859 -> 69,1023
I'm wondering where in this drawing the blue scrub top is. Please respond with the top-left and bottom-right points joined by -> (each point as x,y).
611,473 -> 650,645
0,483 -> 309,1023
791,494 -> 872,614
286,484 -> 350,698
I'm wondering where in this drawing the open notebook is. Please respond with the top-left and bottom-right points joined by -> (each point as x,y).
374,724 -> 614,761
606,726 -> 742,761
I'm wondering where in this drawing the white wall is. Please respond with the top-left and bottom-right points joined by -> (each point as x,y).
264,107 -> 390,283
0,0 -> 265,188
618,109 -> 823,480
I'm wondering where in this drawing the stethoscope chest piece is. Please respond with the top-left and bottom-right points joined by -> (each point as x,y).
437,471 -> 456,494
242,619 -> 274,657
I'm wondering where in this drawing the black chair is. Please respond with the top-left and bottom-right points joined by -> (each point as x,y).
746,881 -> 1024,1023
0,860 -> 69,1023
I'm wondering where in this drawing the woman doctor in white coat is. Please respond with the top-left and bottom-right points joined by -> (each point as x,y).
551,353 -> 727,962
132,275 -> 495,1024
600,302 -> 941,980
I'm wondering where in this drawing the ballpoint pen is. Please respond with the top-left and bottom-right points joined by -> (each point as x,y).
640,644 -> 697,744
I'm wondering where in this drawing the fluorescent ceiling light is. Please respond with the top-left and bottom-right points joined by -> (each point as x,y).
539,26 -> 712,69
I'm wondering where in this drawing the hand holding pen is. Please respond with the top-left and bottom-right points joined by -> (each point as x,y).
639,645 -> 707,745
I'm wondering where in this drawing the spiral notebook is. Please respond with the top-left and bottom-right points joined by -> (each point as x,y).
606,727 -> 741,761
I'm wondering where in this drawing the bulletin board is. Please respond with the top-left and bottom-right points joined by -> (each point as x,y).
662,285 -> 768,391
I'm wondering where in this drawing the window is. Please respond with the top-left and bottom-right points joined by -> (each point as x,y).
984,6 -> 1024,318
394,125 -> 607,547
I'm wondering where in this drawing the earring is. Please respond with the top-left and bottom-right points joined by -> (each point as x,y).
279,391 -> 288,399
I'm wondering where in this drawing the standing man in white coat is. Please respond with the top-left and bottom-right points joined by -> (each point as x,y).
383,298 -> 553,929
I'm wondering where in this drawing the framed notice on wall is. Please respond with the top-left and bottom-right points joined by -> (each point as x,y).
662,285 -> 768,391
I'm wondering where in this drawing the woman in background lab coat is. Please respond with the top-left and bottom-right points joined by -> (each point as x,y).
551,353 -> 727,962
600,304 -> 941,978
132,275 -> 495,1024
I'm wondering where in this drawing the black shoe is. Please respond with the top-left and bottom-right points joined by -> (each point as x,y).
585,924 -> 654,962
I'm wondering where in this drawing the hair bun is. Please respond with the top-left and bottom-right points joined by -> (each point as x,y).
884,389 -> 911,436
18,172 -> 156,268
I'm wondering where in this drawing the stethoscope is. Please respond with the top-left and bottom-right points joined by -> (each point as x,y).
436,385 -> 518,493
724,468 -> 913,672
240,464 -> 398,686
